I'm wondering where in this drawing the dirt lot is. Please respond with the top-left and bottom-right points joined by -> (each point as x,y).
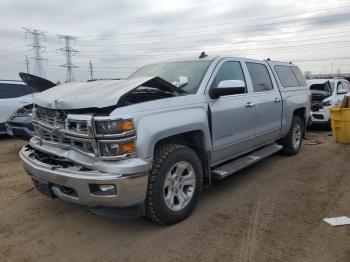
0,131 -> 349,262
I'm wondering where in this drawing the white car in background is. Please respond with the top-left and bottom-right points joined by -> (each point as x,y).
308,77 -> 350,126
0,80 -> 36,134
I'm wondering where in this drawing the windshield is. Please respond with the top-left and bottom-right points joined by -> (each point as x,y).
129,60 -> 212,93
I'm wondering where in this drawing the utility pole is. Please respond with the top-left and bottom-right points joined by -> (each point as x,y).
25,55 -> 30,74
88,60 -> 94,80
22,27 -> 47,77
57,34 -> 79,82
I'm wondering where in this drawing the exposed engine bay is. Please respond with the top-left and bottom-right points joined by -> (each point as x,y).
309,81 -> 332,111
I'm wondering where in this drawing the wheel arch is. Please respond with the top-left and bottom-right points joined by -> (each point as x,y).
293,107 -> 307,137
152,130 -> 211,186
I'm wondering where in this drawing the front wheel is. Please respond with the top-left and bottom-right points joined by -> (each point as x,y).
280,116 -> 303,155
145,144 -> 203,225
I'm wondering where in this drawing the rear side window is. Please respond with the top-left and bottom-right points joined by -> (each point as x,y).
212,61 -> 246,90
0,84 -> 34,99
246,62 -> 273,92
274,66 -> 299,87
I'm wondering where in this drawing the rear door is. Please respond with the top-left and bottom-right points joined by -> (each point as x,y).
244,61 -> 283,146
208,58 -> 257,165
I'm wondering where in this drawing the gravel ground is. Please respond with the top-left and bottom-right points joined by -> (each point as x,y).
0,131 -> 349,262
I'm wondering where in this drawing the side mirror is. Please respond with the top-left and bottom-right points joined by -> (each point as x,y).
209,80 -> 246,99
337,89 -> 348,95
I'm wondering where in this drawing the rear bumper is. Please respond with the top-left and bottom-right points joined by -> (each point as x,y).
20,145 -> 149,212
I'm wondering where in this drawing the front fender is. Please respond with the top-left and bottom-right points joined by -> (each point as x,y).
135,107 -> 212,159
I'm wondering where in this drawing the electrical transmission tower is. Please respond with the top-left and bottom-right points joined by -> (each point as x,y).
22,27 -> 47,77
57,34 -> 79,82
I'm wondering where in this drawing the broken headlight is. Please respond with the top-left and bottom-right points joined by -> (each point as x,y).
17,104 -> 34,116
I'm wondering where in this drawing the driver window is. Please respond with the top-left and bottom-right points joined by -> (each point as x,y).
212,61 -> 246,92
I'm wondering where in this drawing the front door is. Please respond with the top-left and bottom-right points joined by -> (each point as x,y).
208,59 -> 256,165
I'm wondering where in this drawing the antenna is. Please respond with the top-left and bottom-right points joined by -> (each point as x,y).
22,27 -> 47,77
57,34 -> 79,82
199,51 -> 208,59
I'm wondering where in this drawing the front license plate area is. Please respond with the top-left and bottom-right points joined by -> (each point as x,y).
32,178 -> 55,198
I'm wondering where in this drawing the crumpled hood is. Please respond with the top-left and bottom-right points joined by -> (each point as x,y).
34,76 -> 184,110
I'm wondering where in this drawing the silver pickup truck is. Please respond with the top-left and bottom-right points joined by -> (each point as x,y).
20,55 -> 309,225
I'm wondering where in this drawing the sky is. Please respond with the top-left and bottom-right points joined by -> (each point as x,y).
1,0 -> 350,82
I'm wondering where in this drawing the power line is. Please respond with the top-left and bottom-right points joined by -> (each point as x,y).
57,34 -> 79,82
22,27 -> 47,77
78,12 -> 350,43
79,5 -> 350,39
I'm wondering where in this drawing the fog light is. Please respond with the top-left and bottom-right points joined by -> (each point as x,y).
89,184 -> 117,196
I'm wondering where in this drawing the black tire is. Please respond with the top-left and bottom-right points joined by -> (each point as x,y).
145,144 -> 203,226
280,116 -> 304,156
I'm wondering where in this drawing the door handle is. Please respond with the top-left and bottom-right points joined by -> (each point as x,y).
274,98 -> 281,103
245,102 -> 255,108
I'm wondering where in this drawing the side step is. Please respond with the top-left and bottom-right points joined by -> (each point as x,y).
212,143 -> 283,179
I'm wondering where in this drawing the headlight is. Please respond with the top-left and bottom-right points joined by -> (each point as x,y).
94,118 -> 134,136
323,101 -> 332,107
98,140 -> 135,158
94,117 -> 136,159
17,104 -> 33,116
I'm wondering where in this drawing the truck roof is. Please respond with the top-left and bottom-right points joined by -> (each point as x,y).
150,55 -> 296,66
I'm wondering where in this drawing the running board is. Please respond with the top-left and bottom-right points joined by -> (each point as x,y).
212,144 -> 283,179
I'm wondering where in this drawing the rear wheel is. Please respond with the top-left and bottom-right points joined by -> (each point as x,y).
280,116 -> 303,155
145,144 -> 202,225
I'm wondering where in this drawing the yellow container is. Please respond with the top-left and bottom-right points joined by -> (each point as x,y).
330,106 -> 350,144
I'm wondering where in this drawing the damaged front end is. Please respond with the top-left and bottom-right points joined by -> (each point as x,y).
31,76 -> 187,161
309,81 -> 332,124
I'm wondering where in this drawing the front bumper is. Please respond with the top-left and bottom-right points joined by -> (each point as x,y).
6,123 -> 33,140
6,115 -> 34,140
20,145 -> 149,211
310,108 -> 330,124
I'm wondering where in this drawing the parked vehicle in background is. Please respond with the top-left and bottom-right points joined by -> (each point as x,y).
0,80 -> 36,134
5,73 -> 56,140
308,77 -> 350,126
20,55 -> 309,225
325,77 -> 350,105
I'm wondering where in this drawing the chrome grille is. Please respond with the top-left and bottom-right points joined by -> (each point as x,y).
34,106 -> 92,137
33,106 -> 95,156
34,125 -> 96,155
36,106 -> 66,128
